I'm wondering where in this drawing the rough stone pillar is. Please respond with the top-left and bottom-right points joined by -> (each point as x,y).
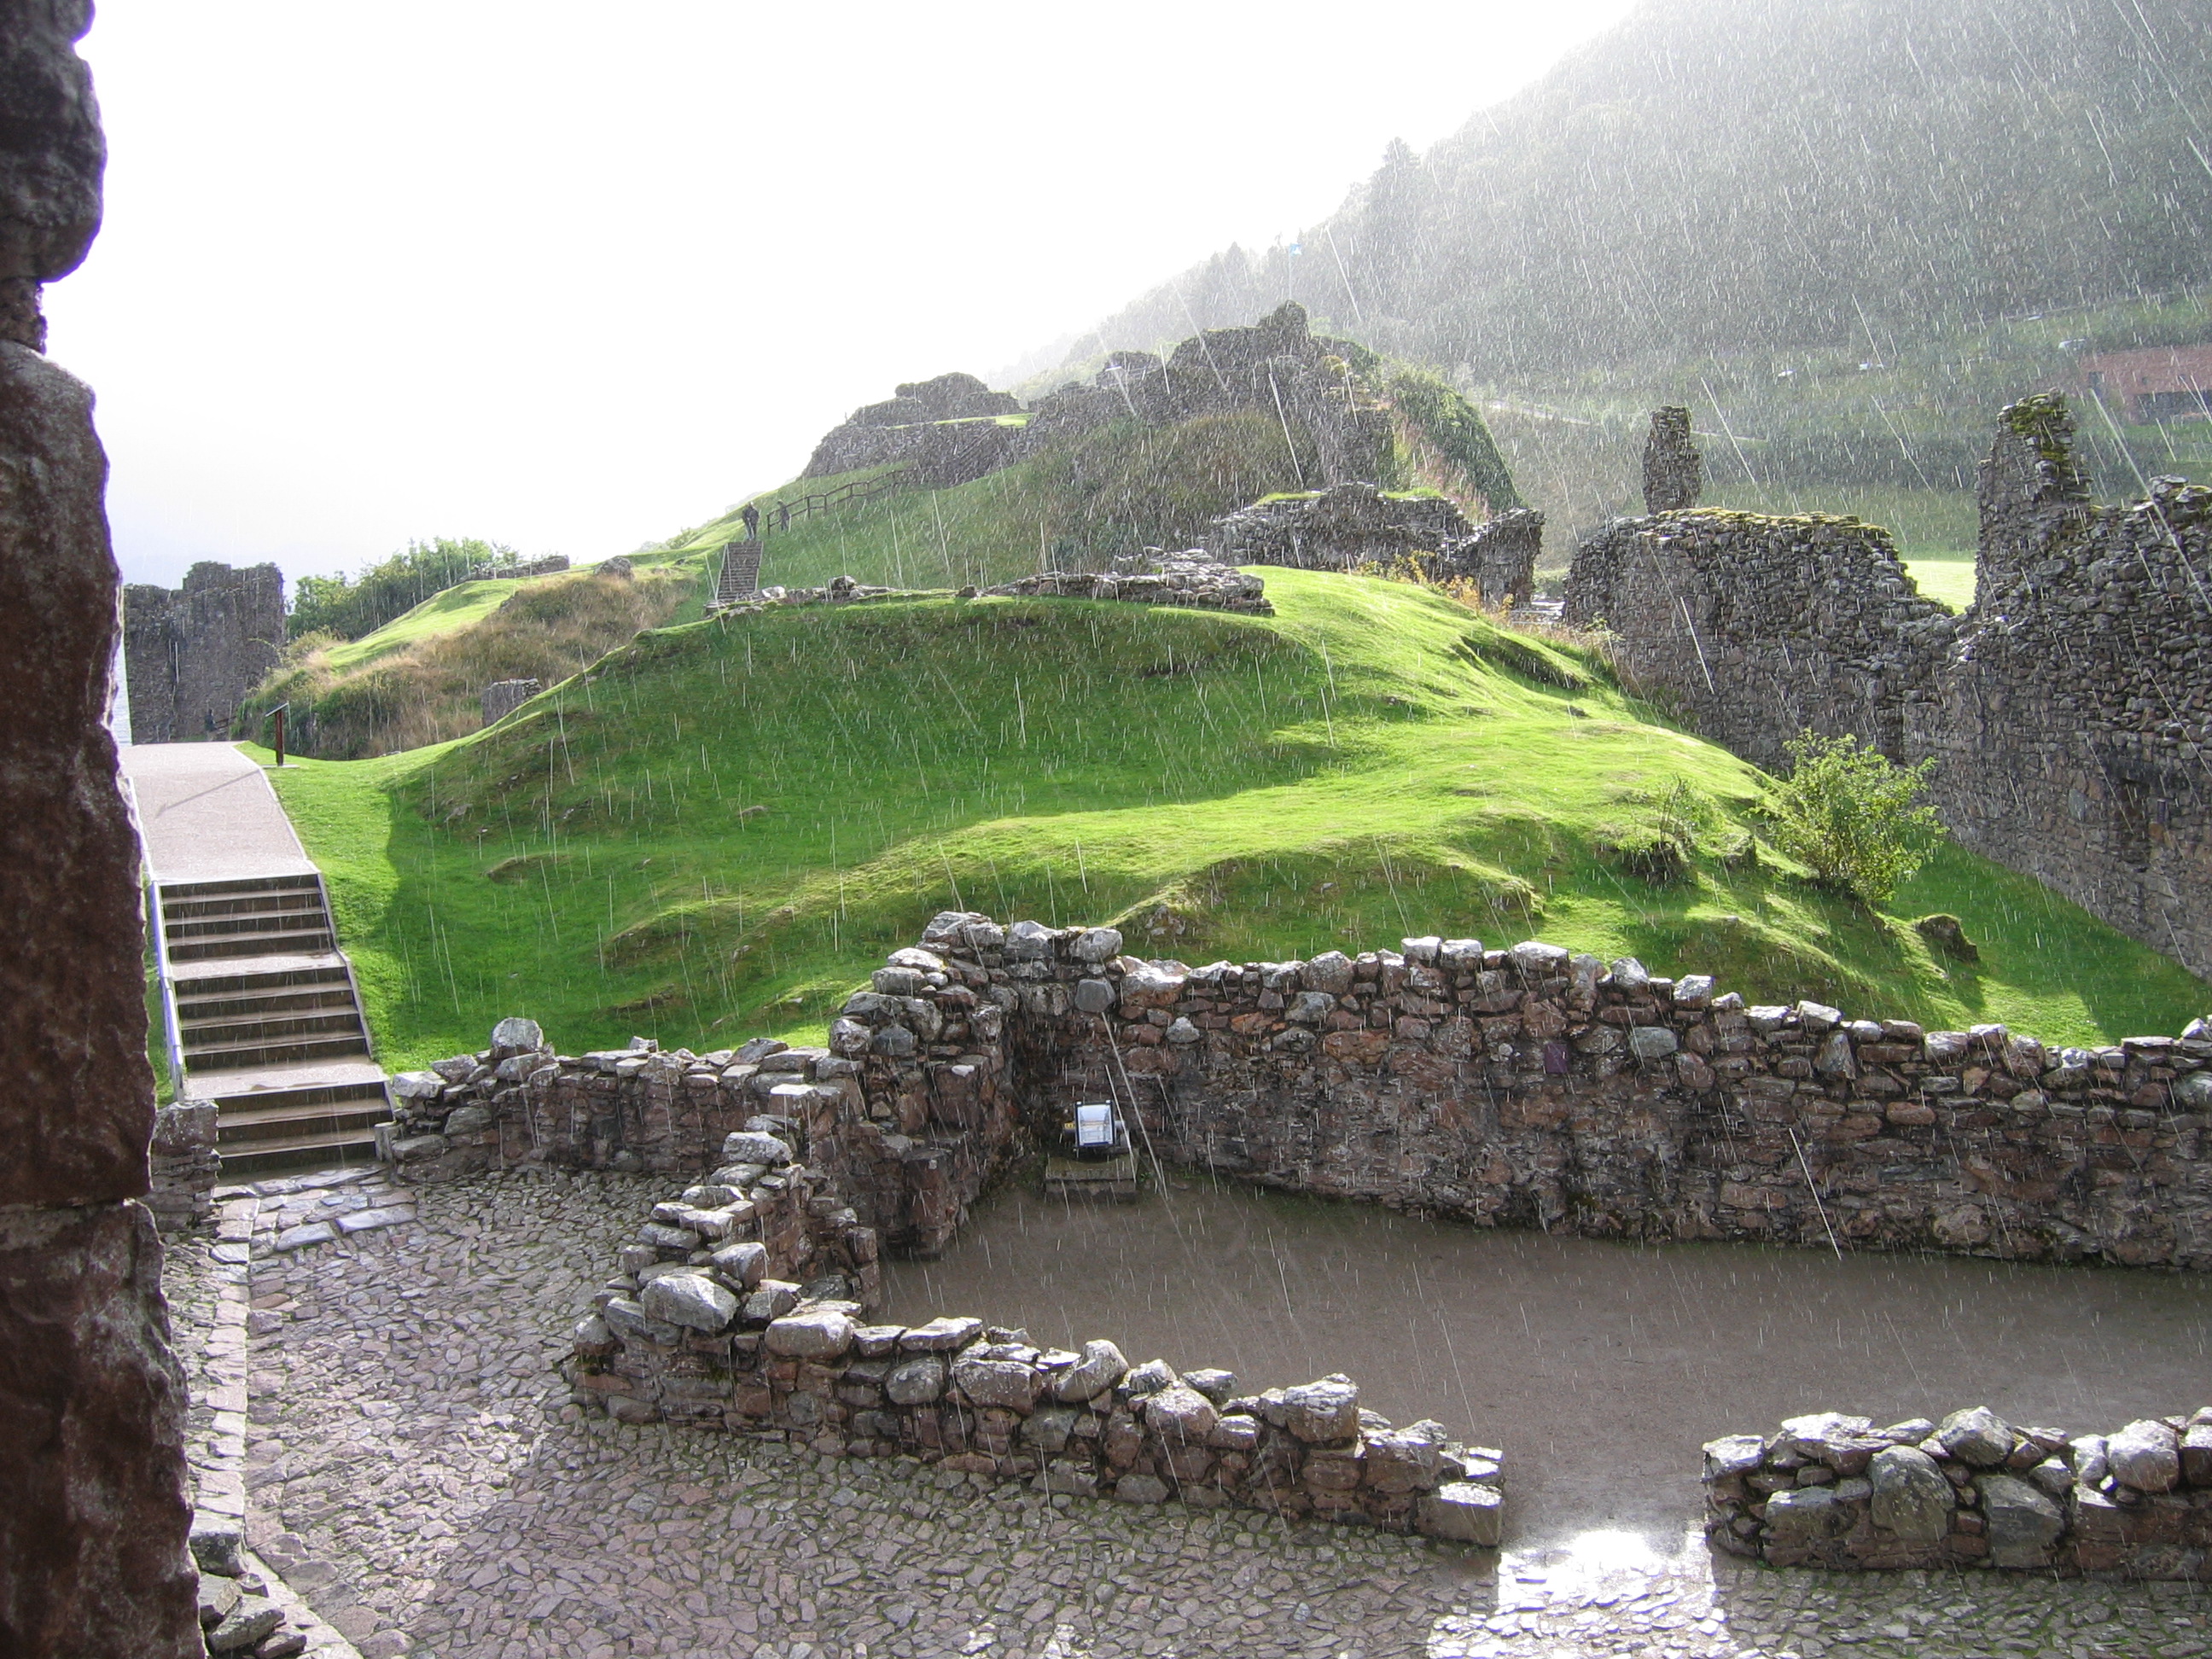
1642,406 -> 1703,514
1975,391 -> 2092,592
0,4 -> 203,1655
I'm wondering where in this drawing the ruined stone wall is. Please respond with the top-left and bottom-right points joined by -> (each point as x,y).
146,1102 -> 218,1233
1562,510 -> 1954,768
1914,406 -> 2212,982
397,917 -> 2212,1273
123,559 -> 286,743
1563,399 -> 2212,980
0,3 -> 202,1647
569,1283 -> 1504,1542
1704,1403 -> 2212,1580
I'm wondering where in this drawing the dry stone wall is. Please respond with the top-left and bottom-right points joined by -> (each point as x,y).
395,917 -> 2212,1274
569,1268 -> 1505,1543
1563,510 -> 1953,768
1564,398 -> 2212,980
1705,1403 -> 2212,1580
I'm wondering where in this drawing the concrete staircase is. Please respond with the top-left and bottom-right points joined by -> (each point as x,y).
150,873 -> 391,1171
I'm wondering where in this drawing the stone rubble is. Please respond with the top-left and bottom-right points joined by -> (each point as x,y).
984,552 -> 1273,616
179,1169 -> 2209,1658
1203,482 -> 1540,608
1707,1406 -> 2212,1579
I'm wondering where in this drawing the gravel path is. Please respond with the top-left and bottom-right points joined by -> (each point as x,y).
206,1170 -> 2208,1659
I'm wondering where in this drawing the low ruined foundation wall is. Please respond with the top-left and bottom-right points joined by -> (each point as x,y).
394,916 -> 2212,1273
569,1155 -> 1504,1543
1706,1405 -> 2212,1580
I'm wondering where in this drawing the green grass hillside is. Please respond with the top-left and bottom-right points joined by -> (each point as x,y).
259,570 -> 2207,1071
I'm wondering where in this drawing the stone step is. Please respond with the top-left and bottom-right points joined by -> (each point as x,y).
164,906 -> 330,942
154,872 -> 322,903
184,1032 -> 373,1071
218,1096 -> 393,1139
171,959 -> 354,996
214,1127 -> 384,1171
169,928 -> 337,962
175,983 -> 360,1022
180,1008 -> 366,1047
160,889 -> 328,922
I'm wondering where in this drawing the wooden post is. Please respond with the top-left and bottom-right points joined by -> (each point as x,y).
273,705 -> 285,767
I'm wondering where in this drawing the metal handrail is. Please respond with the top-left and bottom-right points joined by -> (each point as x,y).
146,882 -> 190,1103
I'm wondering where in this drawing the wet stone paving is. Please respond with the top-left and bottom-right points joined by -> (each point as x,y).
167,1168 -> 2212,1659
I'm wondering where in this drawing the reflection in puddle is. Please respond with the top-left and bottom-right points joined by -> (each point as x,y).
882,1173 -> 2212,1553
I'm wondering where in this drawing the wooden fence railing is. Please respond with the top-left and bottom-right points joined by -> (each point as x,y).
741,466 -> 911,540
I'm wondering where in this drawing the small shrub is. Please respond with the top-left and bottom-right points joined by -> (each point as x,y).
1763,731 -> 1943,905
1606,829 -> 1690,884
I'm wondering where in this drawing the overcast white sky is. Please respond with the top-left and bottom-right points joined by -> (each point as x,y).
49,1 -> 1637,590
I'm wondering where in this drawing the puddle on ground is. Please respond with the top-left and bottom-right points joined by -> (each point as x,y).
881,1172 -> 2212,1553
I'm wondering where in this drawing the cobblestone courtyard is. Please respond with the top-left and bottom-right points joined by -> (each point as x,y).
163,1169 -> 2210,1659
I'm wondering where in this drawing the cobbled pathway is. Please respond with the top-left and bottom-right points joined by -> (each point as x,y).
177,1169 -> 2210,1659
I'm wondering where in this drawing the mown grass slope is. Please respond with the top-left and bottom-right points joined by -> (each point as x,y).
259,570 -> 2208,1071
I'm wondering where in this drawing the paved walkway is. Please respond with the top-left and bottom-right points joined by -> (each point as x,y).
120,742 -> 317,883
224,1171 -> 2209,1659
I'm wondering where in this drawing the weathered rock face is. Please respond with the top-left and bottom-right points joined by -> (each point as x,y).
0,14 -> 201,1652
0,0 -> 103,351
0,343 -> 153,1207
0,1205 -> 199,1655
122,561 -> 286,743
1642,405 -> 1702,514
481,677 -> 541,726
1565,397 -> 2212,980
1708,1403 -> 2212,1578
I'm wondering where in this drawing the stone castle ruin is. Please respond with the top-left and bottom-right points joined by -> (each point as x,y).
1207,482 -> 1542,607
795,303 -> 1540,584
1567,396 -> 2212,981
123,560 -> 286,743
377,909 -> 2212,1574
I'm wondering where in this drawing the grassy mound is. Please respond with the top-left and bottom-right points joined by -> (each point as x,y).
242,558 -> 709,759
259,569 -> 2207,1070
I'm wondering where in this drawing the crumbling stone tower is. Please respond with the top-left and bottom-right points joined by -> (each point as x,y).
124,560 -> 286,742
1642,405 -> 1703,514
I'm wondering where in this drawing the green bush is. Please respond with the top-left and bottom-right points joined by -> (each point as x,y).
1764,731 -> 1943,906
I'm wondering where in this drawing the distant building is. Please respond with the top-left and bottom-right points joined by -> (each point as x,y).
2077,344 -> 2212,423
